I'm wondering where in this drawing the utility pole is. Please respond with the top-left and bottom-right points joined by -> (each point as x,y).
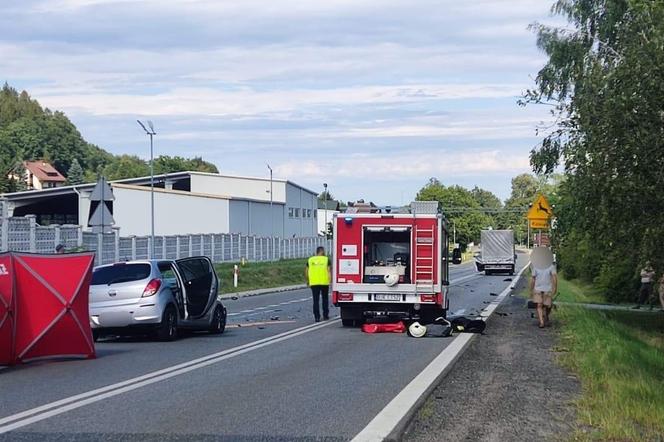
137,120 -> 156,259
323,182 -> 328,238
266,163 -> 273,260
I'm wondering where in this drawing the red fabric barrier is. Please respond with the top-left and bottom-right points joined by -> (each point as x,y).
0,253 -> 14,365
361,322 -> 406,334
0,252 -> 95,365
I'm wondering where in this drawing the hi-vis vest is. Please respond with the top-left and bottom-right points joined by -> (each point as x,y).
308,255 -> 330,286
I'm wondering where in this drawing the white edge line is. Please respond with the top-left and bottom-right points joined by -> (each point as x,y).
0,319 -> 338,430
351,263 -> 529,442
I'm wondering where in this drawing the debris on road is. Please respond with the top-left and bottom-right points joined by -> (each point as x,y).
407,322 -> 427,338
490,292 -> 499,296
449,317 -> 486,334
231,296 -> 239,300
362,322 -> 406,334
270,316 -> 280,321
503,278 -> 513,282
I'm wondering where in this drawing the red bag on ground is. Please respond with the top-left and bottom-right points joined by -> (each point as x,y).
362,321 -> 406,334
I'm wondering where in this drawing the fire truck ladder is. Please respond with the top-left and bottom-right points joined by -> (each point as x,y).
414,225 -> 435,292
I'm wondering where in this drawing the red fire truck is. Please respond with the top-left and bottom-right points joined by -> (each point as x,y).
331,201 -> 461,326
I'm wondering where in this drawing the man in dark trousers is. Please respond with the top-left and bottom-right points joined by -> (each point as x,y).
306,246 -> 331,322
634,261 -> 656,309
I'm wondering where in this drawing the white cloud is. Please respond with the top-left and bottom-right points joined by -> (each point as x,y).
27,83 -> 525,117
2,0 -> 555,201
274,149 -> 531,180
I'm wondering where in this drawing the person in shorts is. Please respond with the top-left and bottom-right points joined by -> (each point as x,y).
530,263 -> 558,328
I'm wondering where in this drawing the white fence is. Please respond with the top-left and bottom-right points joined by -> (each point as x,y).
0,212 -> 330,266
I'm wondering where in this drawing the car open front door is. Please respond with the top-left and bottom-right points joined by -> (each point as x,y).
175,257 -> 218,319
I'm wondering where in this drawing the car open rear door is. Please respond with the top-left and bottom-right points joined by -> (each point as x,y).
175,257 -> 218,319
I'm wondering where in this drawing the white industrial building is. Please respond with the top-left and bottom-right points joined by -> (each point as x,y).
317,200 -> 340,235
1,171 -> 319,237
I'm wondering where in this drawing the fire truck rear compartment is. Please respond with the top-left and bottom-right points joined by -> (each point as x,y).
363,227 -> 411,284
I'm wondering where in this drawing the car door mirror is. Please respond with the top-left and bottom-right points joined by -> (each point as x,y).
452,248 -> 462,265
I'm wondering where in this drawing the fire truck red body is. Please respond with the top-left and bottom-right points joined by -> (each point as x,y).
332,201 -> 454,326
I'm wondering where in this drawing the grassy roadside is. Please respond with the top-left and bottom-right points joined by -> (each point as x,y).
554,276 -> 664,441
215,259 -> 307,294
555,274 -> 606,304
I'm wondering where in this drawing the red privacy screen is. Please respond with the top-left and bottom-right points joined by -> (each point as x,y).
0,253 -> 14,365
0,252 -> 95,366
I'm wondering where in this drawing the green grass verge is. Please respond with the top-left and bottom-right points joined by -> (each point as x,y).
215,259 -> 307,294
555,274 -> 606,304
555,276 -> 664,441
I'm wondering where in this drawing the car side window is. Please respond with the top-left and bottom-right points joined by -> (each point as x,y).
178,259 -> 209,281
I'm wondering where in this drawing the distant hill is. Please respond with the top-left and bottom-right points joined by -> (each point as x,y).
0,82 -> 218,192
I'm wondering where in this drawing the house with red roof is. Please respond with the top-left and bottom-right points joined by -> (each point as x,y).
21,161 -> 66,190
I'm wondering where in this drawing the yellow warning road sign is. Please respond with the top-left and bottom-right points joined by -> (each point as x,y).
529,219 -> 549,229
527,194 -> 553,221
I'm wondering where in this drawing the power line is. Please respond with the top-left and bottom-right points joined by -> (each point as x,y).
442,207 -> 529,214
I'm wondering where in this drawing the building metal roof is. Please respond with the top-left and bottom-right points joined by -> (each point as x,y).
0,170 -> 311,203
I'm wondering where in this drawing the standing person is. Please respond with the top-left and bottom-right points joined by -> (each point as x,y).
530,262 -> 558,328
634,261 -> 655,309
306,246 -> 331,322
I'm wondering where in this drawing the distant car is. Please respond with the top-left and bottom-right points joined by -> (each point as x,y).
89,257 -> 226,341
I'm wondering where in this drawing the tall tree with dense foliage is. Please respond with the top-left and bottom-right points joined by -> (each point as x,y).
523,0 -> 664,300
66,159 -> 84,185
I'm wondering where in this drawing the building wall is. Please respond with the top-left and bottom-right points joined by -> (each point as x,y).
317,209 -> 339,235
229,200 -> 285,237
111,187 -> 230,236
285,183 -> 317,237
190,174 -> 287,203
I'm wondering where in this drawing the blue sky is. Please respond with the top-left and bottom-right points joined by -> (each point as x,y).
1,0 -> 557,203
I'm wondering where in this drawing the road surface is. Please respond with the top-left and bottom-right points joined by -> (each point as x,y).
0,254 -> 527,441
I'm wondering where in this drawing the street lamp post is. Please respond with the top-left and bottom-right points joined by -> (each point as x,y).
323,183 -> 328,237
266,163 -> 273,260
137,120 -> 156,259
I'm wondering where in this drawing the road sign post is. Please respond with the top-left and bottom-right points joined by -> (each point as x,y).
526,194 -> 553,248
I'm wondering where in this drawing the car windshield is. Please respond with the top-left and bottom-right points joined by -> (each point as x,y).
92,264 -> 151,285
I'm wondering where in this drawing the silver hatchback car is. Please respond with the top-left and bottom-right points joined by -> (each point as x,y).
89,257 -> 226,341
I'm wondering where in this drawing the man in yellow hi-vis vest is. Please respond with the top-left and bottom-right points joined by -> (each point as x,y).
306,246 -> 331,322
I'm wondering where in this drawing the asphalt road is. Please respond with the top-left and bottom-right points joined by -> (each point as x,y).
0,254 -> 527,441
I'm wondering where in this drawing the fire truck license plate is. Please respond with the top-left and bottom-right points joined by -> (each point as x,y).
375,294 -> 401,301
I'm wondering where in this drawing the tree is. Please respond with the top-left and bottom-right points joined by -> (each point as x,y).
318,190 -> 335,202
470,186 -> 502,210
66,159 -> 85,185
416,178 -> 493,248
497,174 -> 539,244
153,155 -> 218,175
102,155 -> 150,180
522,0 -> 664,300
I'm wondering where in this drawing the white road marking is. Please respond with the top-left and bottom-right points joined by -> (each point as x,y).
448,272 -> 482,287
351,263 -> 529,442
0,319 -> 340,434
